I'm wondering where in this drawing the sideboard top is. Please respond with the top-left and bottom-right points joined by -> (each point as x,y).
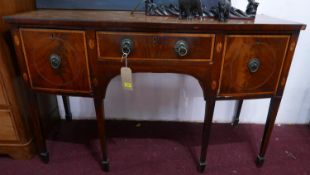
4,10 -> 306,32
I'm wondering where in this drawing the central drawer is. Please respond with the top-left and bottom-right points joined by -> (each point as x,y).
97,32 -> 215,61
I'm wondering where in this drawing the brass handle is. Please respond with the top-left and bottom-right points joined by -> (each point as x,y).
49,54 -> 62,70
120,38 -> 134,55
248,58 -> 260,73
175,40 -> 188,57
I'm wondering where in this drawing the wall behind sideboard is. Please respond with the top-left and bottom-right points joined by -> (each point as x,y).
57,0 -> 310,124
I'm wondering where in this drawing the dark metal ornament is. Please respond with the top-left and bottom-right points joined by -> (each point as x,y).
178,0 -> 203,19
143,0 -> 259,22
215,0 -> 231,22
246,0 -> 259,16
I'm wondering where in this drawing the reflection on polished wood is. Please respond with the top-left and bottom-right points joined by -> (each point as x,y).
20,29 -> 91,93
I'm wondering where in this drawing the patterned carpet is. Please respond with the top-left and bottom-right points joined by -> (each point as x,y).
0,120 -> 309,175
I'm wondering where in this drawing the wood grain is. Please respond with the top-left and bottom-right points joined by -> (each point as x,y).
219,35 -> 290,97
20,28 -> 92,93
0,110 -> 19,141
0,77 -> 9,106
4,8 -> 306,170
97,32 -> 215,61
276,32 -> 301,96
0,0 -> 35,160
0,0 -> 35,33
4,10 -> 306,32
0,139 -> 34,159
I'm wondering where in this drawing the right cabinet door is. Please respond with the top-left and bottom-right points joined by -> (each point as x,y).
219,35 -> 290,97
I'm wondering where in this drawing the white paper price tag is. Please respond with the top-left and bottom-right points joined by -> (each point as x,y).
121,67 -> 133,90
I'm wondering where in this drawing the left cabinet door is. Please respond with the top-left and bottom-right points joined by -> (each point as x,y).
20,29 -> 91,94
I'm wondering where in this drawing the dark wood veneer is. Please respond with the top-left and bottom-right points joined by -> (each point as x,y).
219,35 -> 290,97
97,32 -> 215,61
4,10 -> 306,32
20,28 -> 92,93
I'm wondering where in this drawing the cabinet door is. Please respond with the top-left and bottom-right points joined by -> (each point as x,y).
219,35 -> 290,97
20,29 -> 91,93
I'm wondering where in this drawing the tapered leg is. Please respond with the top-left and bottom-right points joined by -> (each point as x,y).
232,100 -> 243,126
198,98 -> 216,173
62,96 -> 72,121
256,96 -> 282,167
28,91 -> 49,163
94,97 -> 109,172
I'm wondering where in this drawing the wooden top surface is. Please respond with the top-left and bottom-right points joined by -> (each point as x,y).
4,10 -> 306,31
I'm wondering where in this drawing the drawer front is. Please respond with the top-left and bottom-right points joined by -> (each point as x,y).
0,78 -> 9,105
97,32 -> 215,61
219,35 -> 290,96
0,109 -> 18,141
20,29 -> 91,93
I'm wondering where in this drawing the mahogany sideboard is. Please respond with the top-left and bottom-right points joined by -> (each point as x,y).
4,10 -> 306,172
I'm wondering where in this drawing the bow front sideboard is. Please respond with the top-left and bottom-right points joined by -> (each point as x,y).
4,10 -> 306,172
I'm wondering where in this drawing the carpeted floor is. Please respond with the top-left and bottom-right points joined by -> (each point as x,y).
0,120 -> 309,175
